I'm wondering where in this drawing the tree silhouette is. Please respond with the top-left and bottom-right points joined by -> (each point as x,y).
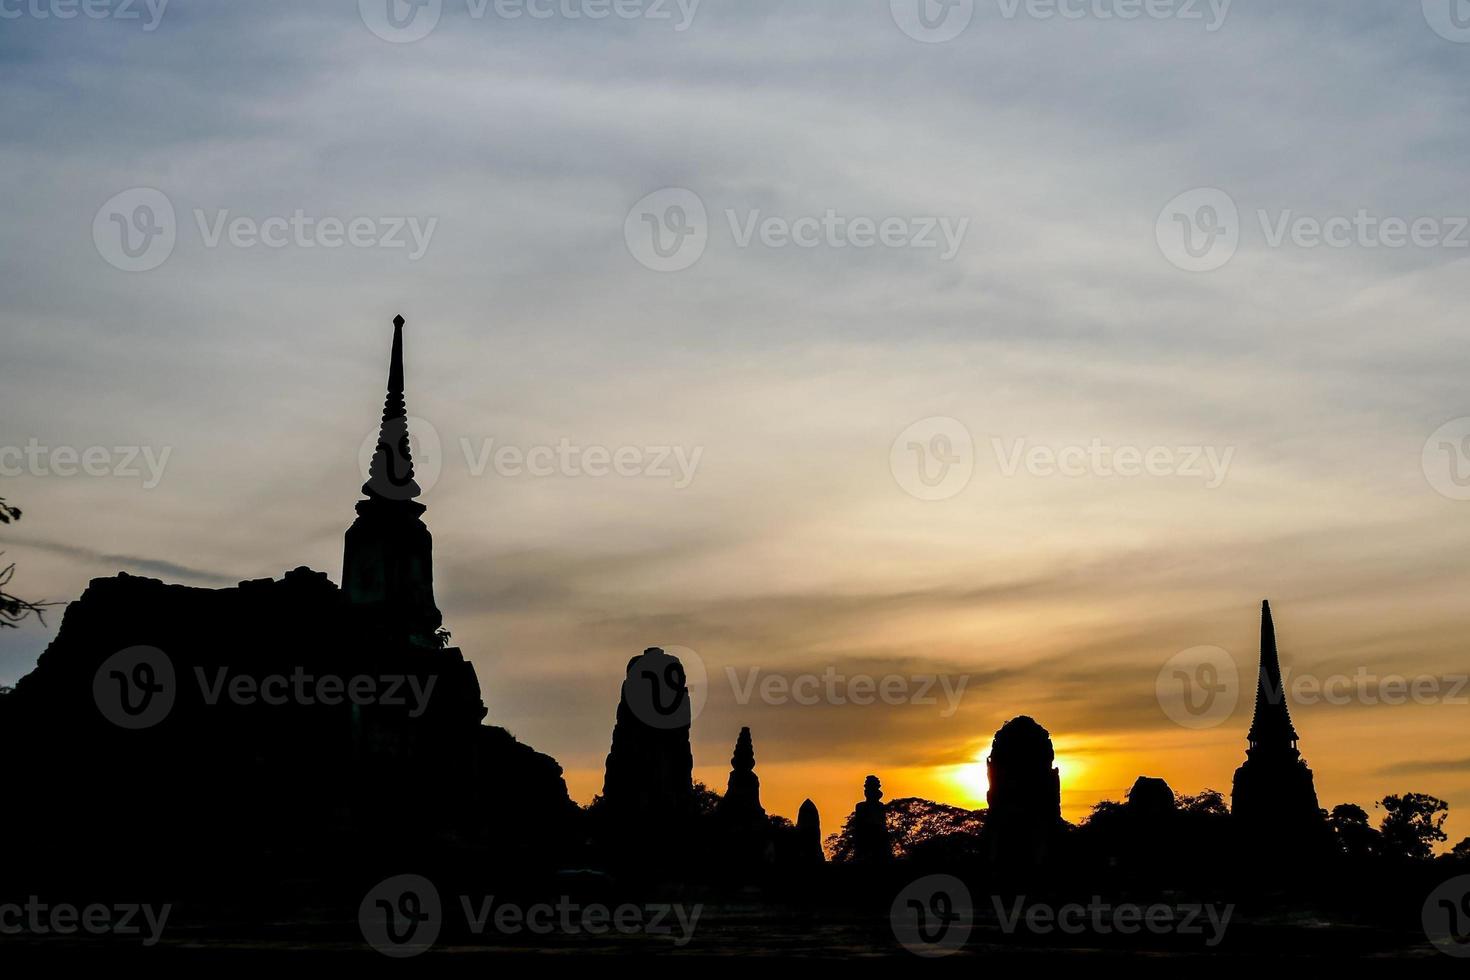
1376,793 -> 1449,860
826,796 -> 984,862
1328,803 -> 1380,859
0,498 -> 57,629
1176,789 -> 1228,816
692,781 -> 722,817
1085,799 -> 1127,825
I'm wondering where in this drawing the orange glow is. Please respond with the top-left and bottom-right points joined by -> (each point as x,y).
942,760 -> 989,809
556,712 -> 1466,848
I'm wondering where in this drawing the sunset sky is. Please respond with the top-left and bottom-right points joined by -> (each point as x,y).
3,1 -> 1470,847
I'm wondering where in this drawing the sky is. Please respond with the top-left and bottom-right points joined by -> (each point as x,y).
3,0 -> 1470,846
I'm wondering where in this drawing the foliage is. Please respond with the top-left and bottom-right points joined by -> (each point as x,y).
1084,799 -> 1127,826
0,497 -> 58,629
825,796 -> 985,863
1376,793 -> 1449,861
1176,789 -> 1228,816
692,781 -> 722,817
1328,803 -> 1380,859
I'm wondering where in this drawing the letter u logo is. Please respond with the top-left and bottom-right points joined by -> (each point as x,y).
110,661 -> 162,716
378,890 -> 427,945
641,662 -> 688,716
908,891 -> 958,943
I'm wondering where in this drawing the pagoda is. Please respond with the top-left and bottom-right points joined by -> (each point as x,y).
342,315 -> 444,648
1230,600 -> 1325,844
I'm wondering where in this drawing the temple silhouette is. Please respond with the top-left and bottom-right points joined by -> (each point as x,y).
1231,600 -> 1326,850
0,317 -> 1462,959
983,715 -> 1065,866
0,317 -> 578,895
343,315 -> 445,649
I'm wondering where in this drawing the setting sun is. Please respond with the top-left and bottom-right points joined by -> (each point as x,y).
935,739 -> 1092,817
945,760 -> 990,809
1052,748 -> 1087,791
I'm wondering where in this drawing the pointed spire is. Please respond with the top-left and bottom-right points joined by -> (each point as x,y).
1247,599 -> 1299,748
731,726 -> 755,772
718,726 -> 764,820
362,314 -> 421,501
388,313 -> 406,394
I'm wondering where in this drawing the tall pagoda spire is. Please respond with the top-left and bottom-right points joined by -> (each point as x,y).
1246,599 -> 1298,750
342,314 -> 443,648
361,314 -> 420,501
718,726 -> 765,822
1230,600 -> 1324,851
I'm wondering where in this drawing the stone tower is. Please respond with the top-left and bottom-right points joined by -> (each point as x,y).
983,715 -> 1063,864
1230,600 -> 1323,842
986,715 -> 1062,825
796,799 -> 824,865
717,726 -> 766,825
601,647 -> 697,827
715,726 -> 773,870
342,315 -> 444,648
852,775 -> 892,863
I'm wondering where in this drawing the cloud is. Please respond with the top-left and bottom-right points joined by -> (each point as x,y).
6,536 -> 238,587
1375,757 -> 1470,778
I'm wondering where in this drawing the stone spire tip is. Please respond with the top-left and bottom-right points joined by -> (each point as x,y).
361,314 -> 419,501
